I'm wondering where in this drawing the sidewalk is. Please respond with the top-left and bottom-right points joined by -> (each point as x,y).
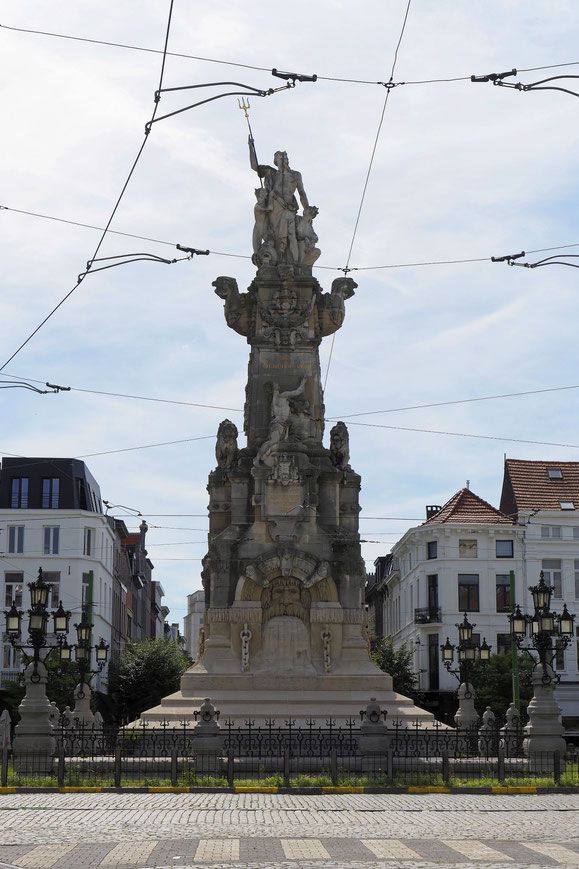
0,792 -> 576,868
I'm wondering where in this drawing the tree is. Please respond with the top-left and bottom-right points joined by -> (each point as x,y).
469,653 -> 534,720
372,638 -> 419,696
107,638 -> 189,724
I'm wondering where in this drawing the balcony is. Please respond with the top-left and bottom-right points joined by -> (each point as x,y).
0,669 -> 22,687
414,606 -> 442,624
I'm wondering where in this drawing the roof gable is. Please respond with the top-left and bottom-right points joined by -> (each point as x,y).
501,459 -> 579,513
424,487 -> 513,526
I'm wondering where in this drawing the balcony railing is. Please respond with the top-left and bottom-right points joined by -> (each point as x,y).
0,669 -> 22,687
414,607 -> 442,624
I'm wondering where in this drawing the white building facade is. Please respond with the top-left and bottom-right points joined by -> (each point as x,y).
0,458 -> 116,692
370,462 -> 579,725
379,489 -> 524,715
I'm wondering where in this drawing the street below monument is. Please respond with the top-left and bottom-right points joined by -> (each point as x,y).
0,793 -> 576,868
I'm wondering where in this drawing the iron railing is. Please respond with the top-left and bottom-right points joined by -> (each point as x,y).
1,718 -> 576,788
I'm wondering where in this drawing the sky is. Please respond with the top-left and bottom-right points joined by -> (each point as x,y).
2,1 -> 579,630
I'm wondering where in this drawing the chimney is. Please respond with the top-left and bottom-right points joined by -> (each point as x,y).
426,505 -> 441,520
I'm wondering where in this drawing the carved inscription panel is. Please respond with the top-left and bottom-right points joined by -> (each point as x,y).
265,481 -> 305,517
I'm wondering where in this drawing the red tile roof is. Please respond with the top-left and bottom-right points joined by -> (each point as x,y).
423,487 -> 513,526
500,459 -> 579,514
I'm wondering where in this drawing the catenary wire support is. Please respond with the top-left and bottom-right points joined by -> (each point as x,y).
0,380 -> 69,394
78,251 -> 190,281
491,251 -> 525,266
492,250 -> 579,269
146,81 -> 280,132
472,68 -> 579,98
271,68 -> 317,84
176,244 -> 210,256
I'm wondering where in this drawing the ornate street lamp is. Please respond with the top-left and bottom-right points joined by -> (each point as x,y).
507,570 -> 575,762
441,613 -> 491,728
4,567 -> 72,771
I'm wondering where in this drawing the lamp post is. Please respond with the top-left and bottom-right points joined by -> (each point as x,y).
508,571 -> 575,762
441,613 -> 491,728
70,609 -> 109,726
5,569 -> 110,767
5,568 -> 71,771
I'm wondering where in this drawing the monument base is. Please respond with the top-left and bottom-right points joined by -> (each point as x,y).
137,667 -> 434,726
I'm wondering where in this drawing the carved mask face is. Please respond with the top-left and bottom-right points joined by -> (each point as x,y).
271,582 -> 300,608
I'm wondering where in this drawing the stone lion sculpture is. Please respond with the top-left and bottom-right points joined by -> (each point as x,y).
329,421 -> 350,470
216,419 -> 239,469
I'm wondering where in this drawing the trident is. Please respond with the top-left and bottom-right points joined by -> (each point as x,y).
238,98 -> 263,188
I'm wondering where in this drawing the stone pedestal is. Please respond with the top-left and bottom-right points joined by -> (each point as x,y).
12,661 -> 55,773
523,664 -> 566,769
191,699 -> 224,777
73,682 -> 95,726
454,682 -> 478,729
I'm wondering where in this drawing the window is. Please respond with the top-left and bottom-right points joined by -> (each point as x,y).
42,572 -> 60,608
41,478 -> 60,509
496,575 -> 511,612
560,501 -> 575,511
574,528 -> 579,540
4,573 -> 23,608
427,541 -> 438,560
43,526 -> 59,555
542,559 -> 562,598
548,468 -> 563,480
576,626 -> 579,671
2,645 -> 20,670
496,540 -> 513,558
7,526 -> 24,554
542,526 -> 561,538
82,573 -> 91,606
83,528 -> 92,557
575,560 -> 579,599
10,478 -> 28,508
126,613 -> 133,639
428,634 -> 439,691
458,574 -> 479,611
554,639 -> 565,671
459,539 -> 478,558
497,633 -> 512,655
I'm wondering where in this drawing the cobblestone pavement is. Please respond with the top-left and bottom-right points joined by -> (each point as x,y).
0,793 -> 576,868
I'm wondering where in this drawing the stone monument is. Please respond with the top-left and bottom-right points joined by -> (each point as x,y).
139,145 -> 435,725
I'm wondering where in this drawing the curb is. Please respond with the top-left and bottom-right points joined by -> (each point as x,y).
0,785 -> 574,795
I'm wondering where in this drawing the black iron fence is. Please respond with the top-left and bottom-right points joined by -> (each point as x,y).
2,718 -> 577,788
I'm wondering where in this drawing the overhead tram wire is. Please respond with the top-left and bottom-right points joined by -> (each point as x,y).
0,1 -> 176,374
3,23 -> 579,86
4,204 -> 579,272
3,371 -> 579,422
343,419 -> 579,450
323,0 -> 412,392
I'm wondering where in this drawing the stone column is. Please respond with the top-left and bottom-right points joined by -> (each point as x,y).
12,660 -> 55,773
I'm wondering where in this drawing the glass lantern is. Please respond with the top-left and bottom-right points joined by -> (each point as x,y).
441,638 -> 454,663
5,602 -> 21,636
457,613 -> 474,644
53,602 -> 70,634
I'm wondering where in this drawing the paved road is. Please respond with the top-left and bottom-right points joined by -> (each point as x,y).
0,793 -> 577,868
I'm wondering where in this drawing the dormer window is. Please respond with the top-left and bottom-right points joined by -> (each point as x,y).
560,501 -> 575,511
548,468 -> 563,480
